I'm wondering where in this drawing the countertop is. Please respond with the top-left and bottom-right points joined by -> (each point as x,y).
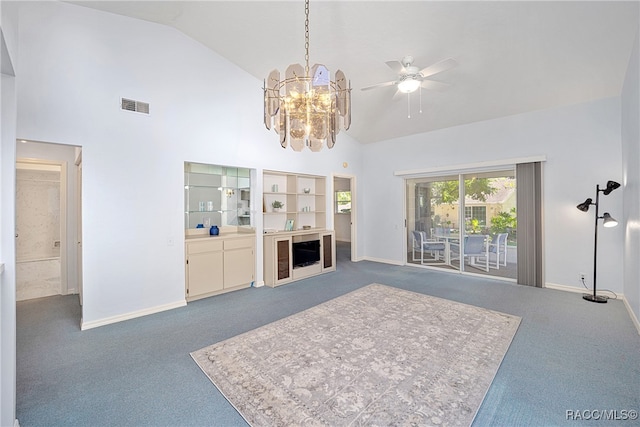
185,232 -> 255,242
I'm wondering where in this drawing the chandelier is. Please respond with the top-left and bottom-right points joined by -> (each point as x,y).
263,0 -> 351,151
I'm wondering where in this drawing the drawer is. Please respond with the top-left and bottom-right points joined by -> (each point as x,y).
187,239 -> 223,254
224,237 -> 255,250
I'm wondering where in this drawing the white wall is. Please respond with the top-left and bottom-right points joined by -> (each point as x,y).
362,98 -> 624,292
13,1 -> 363,327
0,1 -> 18,425
621,29 -> 640,326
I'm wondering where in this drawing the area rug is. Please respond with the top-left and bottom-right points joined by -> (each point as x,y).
191,283 -> 521,426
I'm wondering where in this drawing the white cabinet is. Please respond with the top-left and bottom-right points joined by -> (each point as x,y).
223,237 -> 255,288
185,234 -> 255,301
263,230 -> 335,287
186,240 -> 224,297
262,170 -> 334,287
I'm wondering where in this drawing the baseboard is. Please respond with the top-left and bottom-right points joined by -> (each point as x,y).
361,256 -> 403,266
546,282 -> 639,335
80,299 -> 187,331
544,282 -> 587,294
622,296 -> 640,335
253,280 -> 265,288
14,419 -> 20,427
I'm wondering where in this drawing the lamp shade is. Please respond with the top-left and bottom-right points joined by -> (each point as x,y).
602,212 -> 618,227
603,180 -> 621,195
576,198 -> 592,212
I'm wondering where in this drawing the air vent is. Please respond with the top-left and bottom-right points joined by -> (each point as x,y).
121,98 -> 149,114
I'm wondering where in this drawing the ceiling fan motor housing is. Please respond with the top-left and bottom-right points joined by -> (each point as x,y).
398,66 -> 422,93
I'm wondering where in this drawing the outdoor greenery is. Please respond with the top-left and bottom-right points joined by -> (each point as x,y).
335,191 -> 352,213
491,208 -> 517,243
467,218 -> 482,234
431,178 -> 496,204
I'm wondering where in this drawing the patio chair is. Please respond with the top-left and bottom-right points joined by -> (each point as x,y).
450,234 -> 489,272
488,233 -> 509,269
411,230 -> 447,264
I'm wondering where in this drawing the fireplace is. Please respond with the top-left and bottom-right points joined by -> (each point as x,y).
292,240 -> 321,268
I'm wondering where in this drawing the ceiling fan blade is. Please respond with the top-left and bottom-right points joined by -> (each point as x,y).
392,89 -> 405,101
385,60 -> 405,74
420,80 -> 451,91
419,57 -> 458,78
361,80 -> 397,91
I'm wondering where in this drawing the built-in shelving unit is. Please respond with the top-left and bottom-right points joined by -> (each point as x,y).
263,170 -> 326,232
262,170 -> 335,286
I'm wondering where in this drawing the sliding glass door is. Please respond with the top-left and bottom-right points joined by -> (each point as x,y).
406,169 -> 517,280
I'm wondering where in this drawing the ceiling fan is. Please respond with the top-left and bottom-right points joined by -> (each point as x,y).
361,56 -> 458,94
361,56 -> 457,118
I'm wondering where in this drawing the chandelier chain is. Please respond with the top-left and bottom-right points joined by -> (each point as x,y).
263,0 -> 351,151
304,0 -> 310,76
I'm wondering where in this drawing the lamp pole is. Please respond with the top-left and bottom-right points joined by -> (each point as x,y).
577,180 -> 619,303
585,185 -> 607,303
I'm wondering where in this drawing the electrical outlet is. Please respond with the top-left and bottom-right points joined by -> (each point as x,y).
580,273 -> 586,281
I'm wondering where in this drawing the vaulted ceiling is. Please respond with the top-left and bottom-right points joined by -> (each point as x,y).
67,1 -> 639,144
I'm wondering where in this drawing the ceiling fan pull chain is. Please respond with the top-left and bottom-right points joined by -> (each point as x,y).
407,93 -> 411,119
419,88 -> 423,114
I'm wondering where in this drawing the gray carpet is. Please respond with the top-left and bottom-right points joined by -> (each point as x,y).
16,246 -> 640,426
192,284 -> 521,426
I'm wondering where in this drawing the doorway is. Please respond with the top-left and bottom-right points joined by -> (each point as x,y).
333,175 -> 356,262
406,169 -> 517,280
15,141 -> 82,309
15,160 -> 65,300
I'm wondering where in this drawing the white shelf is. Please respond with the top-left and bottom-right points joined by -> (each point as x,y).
263,170 -> 327,232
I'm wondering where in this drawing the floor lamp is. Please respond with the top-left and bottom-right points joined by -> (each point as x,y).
576,180 -> 620,303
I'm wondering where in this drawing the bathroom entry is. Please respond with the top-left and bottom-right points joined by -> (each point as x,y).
15,161 -> 64,300
15,141 -> 81,304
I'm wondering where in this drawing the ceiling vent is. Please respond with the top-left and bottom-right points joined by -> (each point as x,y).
121,98 -> 149,114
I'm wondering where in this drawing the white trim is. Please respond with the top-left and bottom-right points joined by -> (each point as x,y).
622,296 -> 640,335
80,300 -> 187,330
361,256 -> 403,266
544,282 -> 586,294
332,173 -> 357,262
254,280 -> 265,288
394,155 -> 547,178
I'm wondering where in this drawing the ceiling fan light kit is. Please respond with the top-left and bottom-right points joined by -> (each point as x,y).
263,0 -> 351,152
397,78 -> 421,94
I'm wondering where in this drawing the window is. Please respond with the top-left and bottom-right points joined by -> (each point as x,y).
335,191 -> 351,213
464,206 -> 487,226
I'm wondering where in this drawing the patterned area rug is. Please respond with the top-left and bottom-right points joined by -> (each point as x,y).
191,284 -> 521,426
